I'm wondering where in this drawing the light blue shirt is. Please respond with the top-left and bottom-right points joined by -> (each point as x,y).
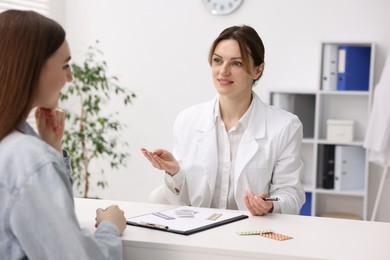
0,123 -> 123,260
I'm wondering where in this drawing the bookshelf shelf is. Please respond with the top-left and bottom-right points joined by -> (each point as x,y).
317,139 -> 364,146
302,138 -> 315,144
315,188 -> 365,197
269,42 -> 375,220
319,90 -> 370,96
303,184 -> 314,193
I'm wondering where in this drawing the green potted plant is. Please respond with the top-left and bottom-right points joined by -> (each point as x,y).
60,43 -> 136,198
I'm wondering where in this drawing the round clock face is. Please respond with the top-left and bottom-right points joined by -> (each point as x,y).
202,0 -> 244,15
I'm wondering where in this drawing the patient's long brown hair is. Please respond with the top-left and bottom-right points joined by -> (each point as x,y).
0,10 -> 65,140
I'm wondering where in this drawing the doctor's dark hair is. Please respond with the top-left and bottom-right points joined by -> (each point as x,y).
208,25 -> 265,80
0,10 -> 66,140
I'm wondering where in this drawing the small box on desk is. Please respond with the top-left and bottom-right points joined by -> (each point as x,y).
327,120 -> 354,142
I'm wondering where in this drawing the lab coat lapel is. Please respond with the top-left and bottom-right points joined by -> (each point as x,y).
234,95 -> 266,184
196,98 -> 218,194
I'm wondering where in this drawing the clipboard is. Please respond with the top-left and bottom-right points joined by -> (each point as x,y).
126,206 -> 248,235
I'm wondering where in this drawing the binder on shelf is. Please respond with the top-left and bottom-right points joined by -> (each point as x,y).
271,93 -> 294,112
322,145 -> 335,189
300,192 -> 312,216
334,145 -> 365,191
322,44 -> 338,91
337,45 -> 371,91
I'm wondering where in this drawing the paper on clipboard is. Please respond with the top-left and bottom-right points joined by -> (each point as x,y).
126,206 -> 248,235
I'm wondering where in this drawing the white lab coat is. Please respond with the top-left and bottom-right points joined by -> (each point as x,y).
364,54 -> 390,167
164,93 -> 305,214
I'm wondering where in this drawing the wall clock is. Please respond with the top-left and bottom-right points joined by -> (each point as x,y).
202,0 -> 244,15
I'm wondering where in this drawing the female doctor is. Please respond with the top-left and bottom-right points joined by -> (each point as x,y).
142,25 -> 305,215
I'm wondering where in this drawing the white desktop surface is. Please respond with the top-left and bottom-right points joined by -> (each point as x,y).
74,198 -> 390,260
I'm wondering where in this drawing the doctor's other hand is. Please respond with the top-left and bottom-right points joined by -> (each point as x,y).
141,148 -> 180,176
244,190 -> 274,216
35,107 -> 65,153
95,205 -> 126,236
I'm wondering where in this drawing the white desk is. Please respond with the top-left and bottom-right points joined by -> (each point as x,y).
74,198 -> 390,260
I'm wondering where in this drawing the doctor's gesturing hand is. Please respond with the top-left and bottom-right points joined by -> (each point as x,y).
141,148 -> 180,176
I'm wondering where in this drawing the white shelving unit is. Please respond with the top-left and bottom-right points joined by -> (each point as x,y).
270,42 -> 375,220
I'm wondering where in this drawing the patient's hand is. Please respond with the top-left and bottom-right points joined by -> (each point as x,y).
35,108 -> 65,152
95,205 -> 126,235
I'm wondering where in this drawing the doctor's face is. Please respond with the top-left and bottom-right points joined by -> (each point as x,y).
211,39 -> 262,99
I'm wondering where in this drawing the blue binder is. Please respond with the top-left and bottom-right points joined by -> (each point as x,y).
337,45 -> 371,91
300,192 -> 312,216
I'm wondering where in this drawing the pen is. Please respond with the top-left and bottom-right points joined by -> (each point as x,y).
138,221 -> 169,230
207,213 -> 223,221
263,197 -> 279,201
152,212 -> 175,220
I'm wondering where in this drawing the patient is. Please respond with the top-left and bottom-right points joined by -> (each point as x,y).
0,10 -> 126,259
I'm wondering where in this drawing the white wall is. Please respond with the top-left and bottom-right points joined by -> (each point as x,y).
62,0 -> 390,222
